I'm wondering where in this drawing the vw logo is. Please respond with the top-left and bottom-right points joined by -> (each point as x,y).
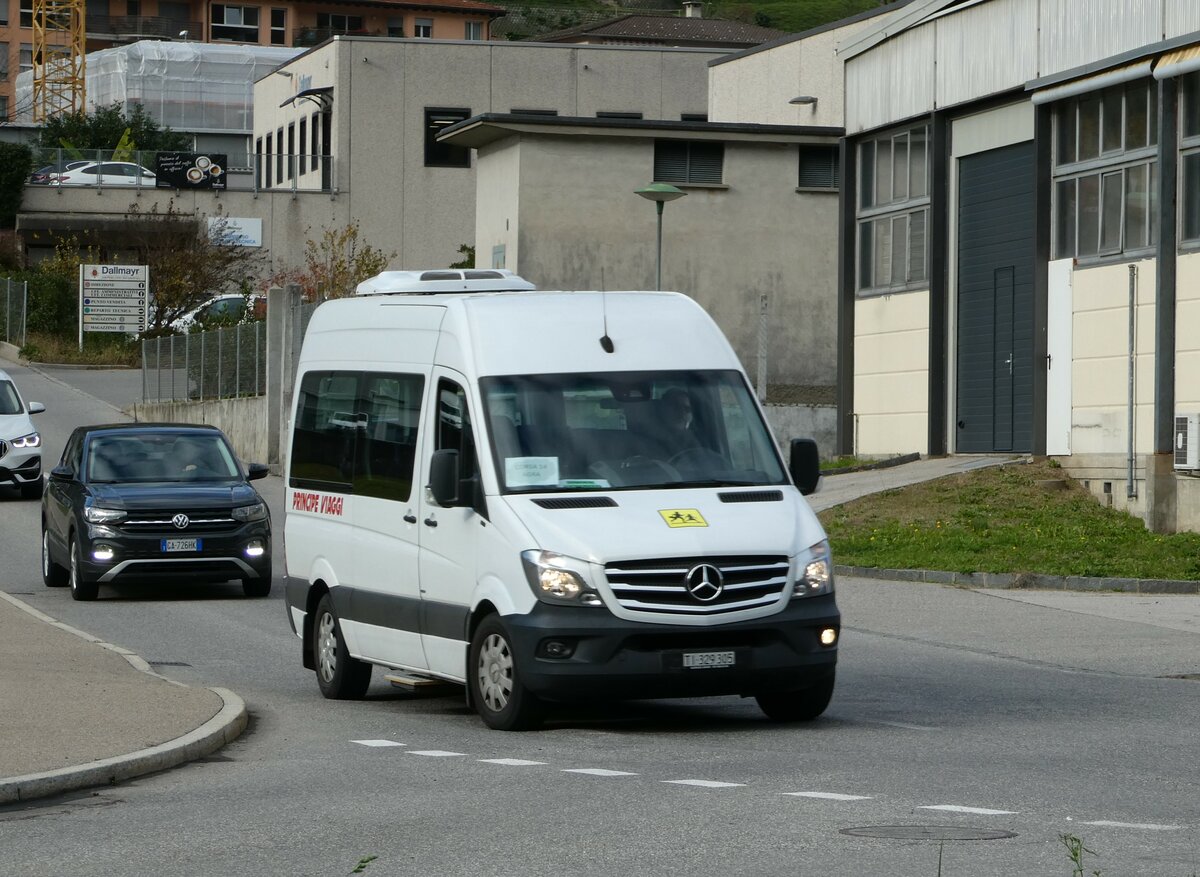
684,563 -> 724,603
171,513 -> 190,530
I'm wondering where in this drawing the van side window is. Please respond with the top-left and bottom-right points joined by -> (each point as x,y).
355,373 -> 424,501
436,378 -> 479,481
291,371 -> 360,492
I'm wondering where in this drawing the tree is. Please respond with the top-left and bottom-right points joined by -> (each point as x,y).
0,143 -> 33,229
36,102 -> 190,156
264,220 -> 395,300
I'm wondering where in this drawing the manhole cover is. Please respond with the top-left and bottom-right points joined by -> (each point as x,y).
840,826 -> 1017,841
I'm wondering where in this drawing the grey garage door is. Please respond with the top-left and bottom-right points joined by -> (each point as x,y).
955,141 -> 1035,453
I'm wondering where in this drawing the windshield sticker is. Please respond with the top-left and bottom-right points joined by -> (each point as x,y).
559,479 -> 611,489
659,509 -> 708,528
507,456 -> 560,487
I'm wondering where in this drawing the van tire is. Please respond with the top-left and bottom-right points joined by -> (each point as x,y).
755,674 -> 834,722
469,615 -> 543,731
313,593 -> 371,699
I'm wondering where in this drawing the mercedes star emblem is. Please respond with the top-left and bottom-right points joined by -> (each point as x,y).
684,563 -> 724,602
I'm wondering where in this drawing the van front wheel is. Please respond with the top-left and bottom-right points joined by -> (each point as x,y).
755,674 -> 835,722
469,615 -> 543,731
313,594 -> 371,699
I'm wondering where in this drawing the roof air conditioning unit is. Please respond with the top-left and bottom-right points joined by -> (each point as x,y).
1174,414 -> 1200,470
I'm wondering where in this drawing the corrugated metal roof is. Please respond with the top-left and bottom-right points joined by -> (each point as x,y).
530,14 -> 784,47
1030,58 -> 1152,104
1154,43 -> 1200,79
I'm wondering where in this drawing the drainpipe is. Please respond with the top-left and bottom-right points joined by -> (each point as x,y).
1128,265 -> 1137,499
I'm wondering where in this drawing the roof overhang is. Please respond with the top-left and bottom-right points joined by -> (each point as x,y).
439,113 -> 843,149
280,85 -> 333,110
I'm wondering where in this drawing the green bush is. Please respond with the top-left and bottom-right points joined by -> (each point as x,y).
0,143 -> 33,229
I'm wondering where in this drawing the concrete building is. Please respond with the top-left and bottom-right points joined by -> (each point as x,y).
740,0 -> 1200,531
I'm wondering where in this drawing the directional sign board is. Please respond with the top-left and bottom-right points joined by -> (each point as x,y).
79,265 -> 149,343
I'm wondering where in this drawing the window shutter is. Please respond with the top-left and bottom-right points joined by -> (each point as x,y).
688,142 -> 724,183
798,146 -> 838,188
654,141 -> 689,183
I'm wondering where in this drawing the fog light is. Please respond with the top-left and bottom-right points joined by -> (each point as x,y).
245,540 -> 265,558
92,544 -> 115,562
539,639 -> 576,659
819,627 -> 838,647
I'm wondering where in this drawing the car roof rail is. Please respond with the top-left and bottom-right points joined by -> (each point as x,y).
355,269 -> 536,296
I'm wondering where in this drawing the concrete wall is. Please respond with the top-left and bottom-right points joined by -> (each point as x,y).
131,396 -> 270,464
764,403 -> 837,460
853,290 -> 929,456
476,132 -> 840,391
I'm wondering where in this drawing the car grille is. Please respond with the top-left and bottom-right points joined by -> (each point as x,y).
604,555 -> 790,616
0,439 -> 7,459
118,508 -> 238,535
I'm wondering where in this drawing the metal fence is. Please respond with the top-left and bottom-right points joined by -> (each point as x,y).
1,278 -> 29,347
141,322 -> 267,403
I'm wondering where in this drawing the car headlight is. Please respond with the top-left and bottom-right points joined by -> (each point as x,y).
232,502 -> 268,522
84,506 -> 127,523
11,432 -> 40,449
521,549 -> 603,607
793,540 -> 833,598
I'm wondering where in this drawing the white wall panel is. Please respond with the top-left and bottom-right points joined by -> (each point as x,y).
845,25 -> 936,134
935,0 -> 1038,108
1038,0 -> 1165,77
1165,2 -> 1200,38
1176,254 -> 1200,410
853,291 -> 930,455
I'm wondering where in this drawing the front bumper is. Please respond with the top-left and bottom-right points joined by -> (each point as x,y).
503,595 -> 840,702
0,453 -> 42,486
79,520 -> 272,584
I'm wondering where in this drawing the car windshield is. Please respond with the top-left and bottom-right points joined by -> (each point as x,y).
480,370 -> 787,493
86,433 -> 240,483
0,380 -> 23,415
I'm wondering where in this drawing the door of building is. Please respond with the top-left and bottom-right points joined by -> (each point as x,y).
955,141 -> 1036,453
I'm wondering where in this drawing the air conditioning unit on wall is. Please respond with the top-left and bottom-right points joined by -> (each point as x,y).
1174,414 -> 1200,470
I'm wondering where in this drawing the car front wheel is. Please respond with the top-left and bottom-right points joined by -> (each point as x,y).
69,536 -> 100,601
313,593 -> 371,699
42,527 -> 68,587
468,615 -> 543,731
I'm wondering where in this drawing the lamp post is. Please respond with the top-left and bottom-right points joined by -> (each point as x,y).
635,182 -> 686,291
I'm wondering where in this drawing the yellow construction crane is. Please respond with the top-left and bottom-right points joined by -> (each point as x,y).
32,0 -> 86,121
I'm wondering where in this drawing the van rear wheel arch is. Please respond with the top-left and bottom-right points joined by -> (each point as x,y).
302,581 -> 331,671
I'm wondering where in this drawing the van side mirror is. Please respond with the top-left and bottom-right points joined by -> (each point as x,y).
789,438 -> 821,496
246,462 -> 269,481
429,449 -> 460,506
28,402 -> 45,415
50,464 -> 74,481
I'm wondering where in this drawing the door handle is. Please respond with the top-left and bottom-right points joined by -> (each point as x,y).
423,517 -> 438,528
403,513 -> 417,524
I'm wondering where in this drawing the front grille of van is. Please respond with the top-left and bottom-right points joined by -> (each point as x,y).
604,555 -> 790,616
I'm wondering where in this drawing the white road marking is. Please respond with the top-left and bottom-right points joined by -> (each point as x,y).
351,739 -> 406,747
784,792 -> 873,801
664,780 -> 746,788
920,805 -> 1016,815
562,769 -> 639,777
407,750 -> 465,757
1081,821 -> 1182,831
479,758 -> 547,766
864,720 -> 942,731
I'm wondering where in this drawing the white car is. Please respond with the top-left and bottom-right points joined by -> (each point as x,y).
173,293 -> 264,333
47,161 -> 157,187
0,369 -> 46,499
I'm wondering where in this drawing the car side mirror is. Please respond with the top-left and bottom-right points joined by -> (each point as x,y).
50,464 -> 74,481
246,462 -> 269,481
429,449 -> 459,507
28,402 -> 45,415
789,438 -> 821,496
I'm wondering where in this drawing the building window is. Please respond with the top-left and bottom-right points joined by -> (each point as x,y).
414,18 -> 432,38
0,96 -> 7,121
856,124 -> 929,293
299,118 -> 307,176
653,140 -> 724,185
270,8 -> 286,44
510,108 -> 557,116
0,3 -> 7,24
1181,72 -> 1200,245
311,112 -> 320,172
464,20 -> 482,40
19,44 -> 32,74
681,113 -> 708,122
316,13 -> 363,33
425,107 -> 470,168
387,16 -> 403,37
126,0 -> 141,16
20,0 -> 32,28
0,44 -> 8,81
262,133 -> 271,189
1053,80 -> 1157,260
798,145 -> 839,190
211,5 -> 260,41
597,111 -> 642,119
287,122 -> 295,180
276,125 -> 284,184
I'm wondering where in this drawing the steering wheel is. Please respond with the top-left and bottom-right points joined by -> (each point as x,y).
668,446 -> 720,468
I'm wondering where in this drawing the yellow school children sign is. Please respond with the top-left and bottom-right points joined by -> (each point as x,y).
659,509 -> 708,528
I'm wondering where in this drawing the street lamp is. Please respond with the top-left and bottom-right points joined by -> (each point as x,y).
635,182 -> 686,291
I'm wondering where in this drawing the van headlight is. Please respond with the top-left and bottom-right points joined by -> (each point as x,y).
233,502 -> 268,522
793,540 -> 833,598
11,431 -> 40,448
521,550 -> 603,607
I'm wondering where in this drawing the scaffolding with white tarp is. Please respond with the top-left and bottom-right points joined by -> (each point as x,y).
15,40 -> 300,135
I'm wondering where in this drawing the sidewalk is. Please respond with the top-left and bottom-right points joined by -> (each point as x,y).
1,453 -> 1196,805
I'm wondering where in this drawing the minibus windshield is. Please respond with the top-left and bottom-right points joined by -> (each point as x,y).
480,370 -> 788,493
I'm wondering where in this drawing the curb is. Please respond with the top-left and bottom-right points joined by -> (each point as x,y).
822,452 -> 923,476
0,594 -> 249,805
835,565 -> 1200,595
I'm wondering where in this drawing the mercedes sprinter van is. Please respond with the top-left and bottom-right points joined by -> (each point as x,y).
284,269 -> 839,730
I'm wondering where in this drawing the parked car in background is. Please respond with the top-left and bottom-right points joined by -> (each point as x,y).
174,293 -> 266,333
45,161 -> 157,187
0,369 -> 46,499
29,160 -> 91,184
41,423 -> 272,601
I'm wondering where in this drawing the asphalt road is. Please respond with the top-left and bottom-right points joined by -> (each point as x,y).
0,362 -> 1197,877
